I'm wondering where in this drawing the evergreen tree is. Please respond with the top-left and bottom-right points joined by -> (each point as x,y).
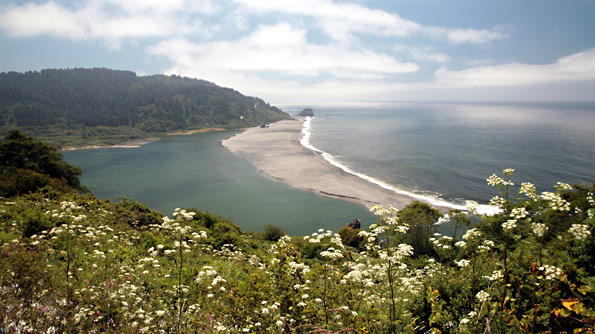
0,130 -> 85,196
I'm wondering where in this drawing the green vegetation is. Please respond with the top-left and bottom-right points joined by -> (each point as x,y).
0,68 -> 291,148
1,135 -> 594,333
262,224 -> 288,242
0,130 -> 86,197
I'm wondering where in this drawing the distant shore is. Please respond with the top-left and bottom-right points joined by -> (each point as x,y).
60,137 -> 161,151
60,128 -> 228,151
166,128 -> 226,136
222,118 -> 450,212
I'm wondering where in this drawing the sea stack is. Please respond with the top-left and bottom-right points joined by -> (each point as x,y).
298,108 -> 314,117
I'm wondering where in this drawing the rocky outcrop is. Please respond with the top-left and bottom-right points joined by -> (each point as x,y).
298,108 -> 314,117
347,218 -> 361,229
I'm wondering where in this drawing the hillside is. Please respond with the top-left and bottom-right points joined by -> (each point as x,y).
0,68 -> 291,148
1,132 -> 594,332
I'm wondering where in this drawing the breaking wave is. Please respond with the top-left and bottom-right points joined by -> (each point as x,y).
299,116 -> 499,216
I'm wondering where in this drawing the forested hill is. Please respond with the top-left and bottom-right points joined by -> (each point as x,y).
0,68 -> 291,147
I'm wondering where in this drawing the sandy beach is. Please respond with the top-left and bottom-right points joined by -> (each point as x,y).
60,137 -> 160,151
167,128 -> 226,135
222,118 -> 450,212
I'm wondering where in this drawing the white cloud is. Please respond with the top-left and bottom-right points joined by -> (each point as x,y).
155,48 -> 595,106
427,27 -> 506,45
0,2 -> 87,39
232,0 -> 504,44
434,48 -> 595,87
0,0 -> 505,50
149,23 -> 418,81
0,0 -> 215,48
3,0 -> 591,105
102,0 -> 186,14
393,44 -> 450,63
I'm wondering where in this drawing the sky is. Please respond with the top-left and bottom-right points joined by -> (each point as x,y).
1,0 -> 595,107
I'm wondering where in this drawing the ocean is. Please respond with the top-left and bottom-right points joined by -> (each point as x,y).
63,102 -> 595,235
304,102 -> 595,209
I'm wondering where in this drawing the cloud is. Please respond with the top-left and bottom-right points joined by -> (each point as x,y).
0,2 -> 87,39
427,27 -> 507,45
0,0 -> 216,48
434,48 -> 595,87
158,48 -> 595,106
393,44 -> 450,63
232,0 -> 505,44
4,0 -> 590,105
0,0 -> 505,50
101,0 -> 186,14
149,23 -> 419,81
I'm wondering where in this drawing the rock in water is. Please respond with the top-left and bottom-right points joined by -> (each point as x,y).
298,108 -> 314,116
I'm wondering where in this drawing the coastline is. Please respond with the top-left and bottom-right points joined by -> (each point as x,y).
221,118 -> 451,212
167,128 -> 226,136
60,137 -> 160,151
60,128 -> 226,151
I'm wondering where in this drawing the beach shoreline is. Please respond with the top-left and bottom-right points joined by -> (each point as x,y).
166,128 -> 226,136
221,118 -> 451,212
60,128 -> 228,151
60,137 -> 161,151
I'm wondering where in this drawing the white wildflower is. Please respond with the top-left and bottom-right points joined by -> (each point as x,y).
455,240 -> 466,248
476,290 -> 490,303
541,192 -> 571,211
454,259 -> 470,267
510,207 -> 529,219
502,168 -> 515,175
320,247 -> 344,260
466,201 -> 479,214
531,222 -> 548,237
483,270 -> 502,281
538,265 -> 564,280
502,219 -> 517,231
487,174 -> 503,187
520,182 -> 539,200
555,182 -> 573,191
462,228 -> 482,240
568,224 -> 591,241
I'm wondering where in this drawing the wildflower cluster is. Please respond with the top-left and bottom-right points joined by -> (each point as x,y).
1,171 -> 594,333
568,223 -> 591,241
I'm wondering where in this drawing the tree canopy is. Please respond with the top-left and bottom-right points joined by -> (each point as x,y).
0,130 -> 85,197
0,68 -> 291,147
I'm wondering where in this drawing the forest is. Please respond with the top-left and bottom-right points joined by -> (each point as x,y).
1,128 -> 594,333
0,68 -> 291,148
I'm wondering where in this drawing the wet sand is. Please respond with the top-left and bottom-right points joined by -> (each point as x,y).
222,118 -> 448,211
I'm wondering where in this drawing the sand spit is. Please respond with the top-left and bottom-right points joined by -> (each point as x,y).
167,128 -> 226,135
60,137 -> 160,151
222,118 -> 449,212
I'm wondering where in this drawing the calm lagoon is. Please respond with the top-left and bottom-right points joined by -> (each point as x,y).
63,131 -> 376,236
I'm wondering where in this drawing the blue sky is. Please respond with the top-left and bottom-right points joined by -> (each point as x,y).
1,0 -> 594,106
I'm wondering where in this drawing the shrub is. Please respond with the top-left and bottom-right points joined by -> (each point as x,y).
261,224 -> 286,242
112,197 -> 163,228
338,226 -> 364,249
0,130 -> 86,196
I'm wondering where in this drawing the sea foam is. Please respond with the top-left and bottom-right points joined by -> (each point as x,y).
299,116 -> 499,216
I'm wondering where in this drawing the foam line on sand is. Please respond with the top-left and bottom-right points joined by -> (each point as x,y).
221,118 -> 452,212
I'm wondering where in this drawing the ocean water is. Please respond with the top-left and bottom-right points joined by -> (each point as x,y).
62,131 -> 376,236
63,102 -> 594,236
305,102 -> 595,209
